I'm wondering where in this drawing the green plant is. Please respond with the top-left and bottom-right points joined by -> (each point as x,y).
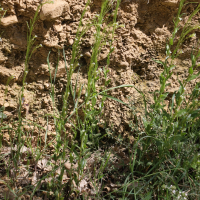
0,106 -> 6,119
0,1 -> 53,199
46,0 -> 124,198
127,0 -> 200,198
0,0 -> 126,198
0,4 -> 6,41
0,5 -> 6,23
19,0 -> 53,118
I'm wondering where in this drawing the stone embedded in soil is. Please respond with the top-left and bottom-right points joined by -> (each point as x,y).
53,24 -> 63,32
40,0 -> 70,20
161,0 -> 179,6
1,15 -> 18,26
118,61 -> 129,69
68,38 -> 74,45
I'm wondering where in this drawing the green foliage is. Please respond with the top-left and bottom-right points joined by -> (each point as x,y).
0,5 -> 6,22
47,0 -> 123,198
19,0 -> 53,112
0,106 -> 6,119
128,0 -> 200,199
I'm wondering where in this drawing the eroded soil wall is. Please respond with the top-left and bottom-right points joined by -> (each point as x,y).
0,0 -> 200,138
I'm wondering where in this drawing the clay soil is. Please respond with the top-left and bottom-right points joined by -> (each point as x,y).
0,0 -> 200,134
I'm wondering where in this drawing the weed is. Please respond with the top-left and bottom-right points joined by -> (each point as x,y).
47,0 -> 124,198
0,5 -> 6,40
0,5 -> 6,23
127,0 -> 200,199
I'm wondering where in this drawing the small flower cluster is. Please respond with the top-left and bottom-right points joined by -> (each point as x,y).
162,185 -> 188,200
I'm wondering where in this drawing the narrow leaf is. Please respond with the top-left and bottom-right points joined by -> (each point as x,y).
187,72 -> 200,82
169,38 -> 173,45
0,112 -> 7,119
189,67 -> 193,75
100,94 -> 129,106
175,109 -> 187,117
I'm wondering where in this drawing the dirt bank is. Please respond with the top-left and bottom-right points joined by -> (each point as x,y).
0,0 -> 199,140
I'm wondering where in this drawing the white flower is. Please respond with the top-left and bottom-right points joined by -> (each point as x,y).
179,49 -> 184,54
191,33 -> 196,38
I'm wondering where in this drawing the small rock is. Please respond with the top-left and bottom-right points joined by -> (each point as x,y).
1,15 -> 18,26
4,102 -> 9,108
53,24 -> 63,32
64,161 -> 71,170
66,25 -> 72,31
68,38 -> 74,45
40,0 -> 70,20
161,0 -> 178,6
84,51 -> 91,57
44,83 -> 50,89
118,61 -> 129,68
